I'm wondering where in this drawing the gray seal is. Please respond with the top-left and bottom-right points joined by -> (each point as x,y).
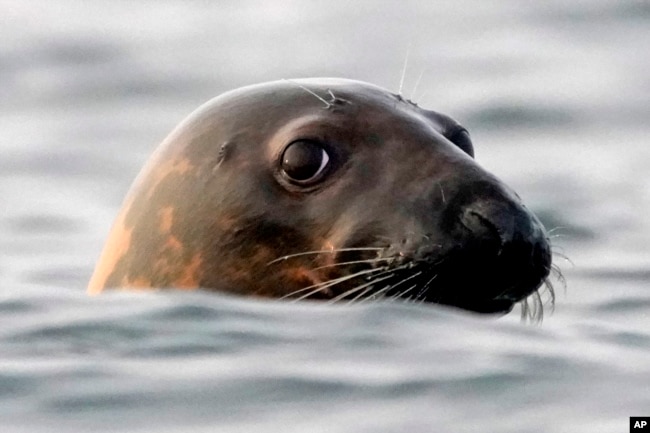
88,78 -> 552,315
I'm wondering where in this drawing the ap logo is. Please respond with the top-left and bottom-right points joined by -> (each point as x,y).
631,417 -> 650,431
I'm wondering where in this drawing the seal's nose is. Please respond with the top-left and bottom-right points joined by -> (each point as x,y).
459,197 -> 543,255
437,181 -> 552,311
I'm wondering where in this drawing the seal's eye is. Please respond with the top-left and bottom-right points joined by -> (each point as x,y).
281,140 -> 330,182
448,128 -> 474,158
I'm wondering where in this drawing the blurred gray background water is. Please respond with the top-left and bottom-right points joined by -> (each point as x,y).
1,1 -> 649,432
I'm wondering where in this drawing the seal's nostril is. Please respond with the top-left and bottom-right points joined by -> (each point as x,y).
458,199 -> 520,250
460,208 -> 502,245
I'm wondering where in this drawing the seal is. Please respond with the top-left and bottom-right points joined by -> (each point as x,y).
88,78 -> 553,315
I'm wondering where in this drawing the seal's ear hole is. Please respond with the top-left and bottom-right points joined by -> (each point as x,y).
281,140 -> 330,182
447,128 -> 474,158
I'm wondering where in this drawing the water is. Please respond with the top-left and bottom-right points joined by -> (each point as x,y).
1,1 -> 649,431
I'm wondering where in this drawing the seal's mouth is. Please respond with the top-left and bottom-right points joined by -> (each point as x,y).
324,256 -> 547,316
273,241 -> 554,319
276,217 -> 556,318
371,258 -> 549,316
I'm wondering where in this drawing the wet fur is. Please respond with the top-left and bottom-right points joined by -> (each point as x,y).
89,78 -> 557,320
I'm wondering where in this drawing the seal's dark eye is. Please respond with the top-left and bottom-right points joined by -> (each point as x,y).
281,140 -> 330,182
448,128 -> 474,158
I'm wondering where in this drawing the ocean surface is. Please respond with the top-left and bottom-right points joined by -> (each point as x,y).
1,1 -> 649,432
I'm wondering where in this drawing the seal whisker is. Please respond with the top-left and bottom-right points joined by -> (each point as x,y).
283,79 -> 331,109
289,286 -> 334,302
326,272 -> 396,304
310,257 -> 394,272
371,234 -> 393,244
403,290 -> 423,304
382,270 -> 423,299
279,267 -> 384,300
546,226 -> 567,236
398,43 -> 411,96
533,290 -> 544,321
282,266 -> 389,301
520,298 -> 531,321
356,282 -> 398,304
351,265 -> 416,304
268,247 -> 384,265
551,251 -> 574,267
347,285 -> 380,305
520,286 -> 547,323
543,279 -> 556,310
550,245 -> 567,254
326,264 -> 411,304
550,265 -> 567,291
416,89 -> 430,105
403,284 -> 419,299
412,273 -> 438,301
391,283 -> 420,301
410,67 -> 427,101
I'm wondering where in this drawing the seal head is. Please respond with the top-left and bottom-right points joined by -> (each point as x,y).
88,78 -> 552,315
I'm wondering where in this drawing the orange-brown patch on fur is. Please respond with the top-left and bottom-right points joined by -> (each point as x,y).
158,206 -> 175,232
319,240 -> 338,268
88,199 -> 135,295
213,213 -> 241,232
274,265 -> 331,299
175,253 -> 203,288
286,266 -> 323,287
148,235 -> 187,287
120,275 -> 153,288
145,157 -> 195,200
164,235 -> 183,251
